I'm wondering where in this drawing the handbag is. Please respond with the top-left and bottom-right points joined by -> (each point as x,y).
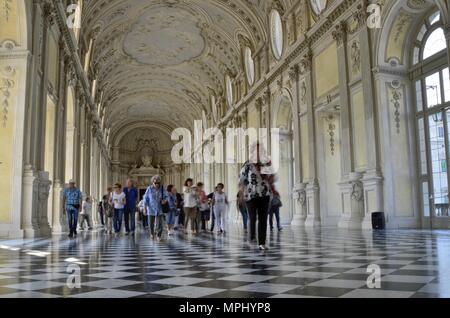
271,196 -> 283,208
161,186 -> 170,214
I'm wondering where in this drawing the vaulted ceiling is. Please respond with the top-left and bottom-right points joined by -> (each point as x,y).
81,0 -> 293,136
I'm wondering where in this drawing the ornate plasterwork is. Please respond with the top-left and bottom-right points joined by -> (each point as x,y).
1,0 -> 13,22
350,41 -> 361,75
123,7 -> 206,66
0,66 -> 15,128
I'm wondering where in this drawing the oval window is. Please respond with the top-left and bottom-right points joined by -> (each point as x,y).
225,74 -> 234,108
270,10 -> 284,60
310,0 -> 328,16
244,47 -> 255,86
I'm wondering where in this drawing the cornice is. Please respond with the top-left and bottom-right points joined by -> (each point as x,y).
224,0 -> 360,124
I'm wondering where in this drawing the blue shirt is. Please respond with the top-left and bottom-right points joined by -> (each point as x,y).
168,193 -> 177,211
63,188 -> 82,211
144,186 -> 169,216
124,187 -> 138,210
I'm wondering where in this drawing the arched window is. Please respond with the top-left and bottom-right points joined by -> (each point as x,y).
413,10 -> 450,226
412,11 -> 447,64
244,47 -> 255,86
270,9 -> 284,60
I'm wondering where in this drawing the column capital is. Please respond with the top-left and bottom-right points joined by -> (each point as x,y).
299,51 -> 312,75
332,21 -> 348,46
288,64 -> 300,82
352,4 -> 368,31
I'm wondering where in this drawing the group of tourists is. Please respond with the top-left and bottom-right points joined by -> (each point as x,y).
62,143 -> 282,250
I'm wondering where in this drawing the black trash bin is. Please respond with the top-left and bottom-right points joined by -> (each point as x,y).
372,212 -> 386,230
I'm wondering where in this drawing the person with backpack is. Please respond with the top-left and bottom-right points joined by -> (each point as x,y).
144,175 -> 169,241
239,142 -> 276,251
269,186 -> 283,232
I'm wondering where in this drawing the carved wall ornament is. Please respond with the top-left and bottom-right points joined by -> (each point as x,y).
298,189 -> 307,207
352,4 -> 368,30
350,181 -> 364,202
325,115 -> 336,156
300,81 -> 307,104
2,0 -> 13,22
0,76 -> 14,128
299,52 -> 312,74
332,22 -> 347,46
391,89 -> 402,134
350,41 -> 361,74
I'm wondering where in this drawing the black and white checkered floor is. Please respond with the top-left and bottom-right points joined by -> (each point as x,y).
0,226 -> 450,298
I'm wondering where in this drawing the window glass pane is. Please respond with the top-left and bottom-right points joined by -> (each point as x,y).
413,47 -> 420,65
416,24 -> 427,42
426,72 -> 442,108
422,182 -> 430,217
418,118 -> 427,175
244,47 -> 255,86
423,28 -> 447,60
270,10 -> 284,60
429,11 -> 441,25
443,67 -> 450,103
415,80 -> 423,112
429,114 -> 448,210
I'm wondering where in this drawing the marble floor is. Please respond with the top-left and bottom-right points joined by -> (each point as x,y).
0,226 -> 450,298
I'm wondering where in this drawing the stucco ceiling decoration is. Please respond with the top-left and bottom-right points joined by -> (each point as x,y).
81,0 -> 287,142
123,6 -> 206,66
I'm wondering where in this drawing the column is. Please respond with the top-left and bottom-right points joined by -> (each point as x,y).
301,52 -> 321,228
357,10 -> 383,229
289,64 -> 307,226
51,40 -> 68,234
333,21 -> 362,229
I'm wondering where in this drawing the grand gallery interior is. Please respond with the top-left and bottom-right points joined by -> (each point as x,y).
0,0 -> 449,299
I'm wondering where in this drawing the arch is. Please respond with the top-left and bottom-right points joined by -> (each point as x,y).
271,89 -> 294,225
374,1 -> 437,69
271,89 -> 294,130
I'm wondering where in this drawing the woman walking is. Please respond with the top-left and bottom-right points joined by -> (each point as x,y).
183,178 -> 198,235
239,143 -> 276,250
111,183 -> 126,236
213,183 -> 228,234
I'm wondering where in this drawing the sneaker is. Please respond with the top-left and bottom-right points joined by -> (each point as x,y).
278,227 -> 283,232
150,235 -> 155,240
259,245 -> 268,251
